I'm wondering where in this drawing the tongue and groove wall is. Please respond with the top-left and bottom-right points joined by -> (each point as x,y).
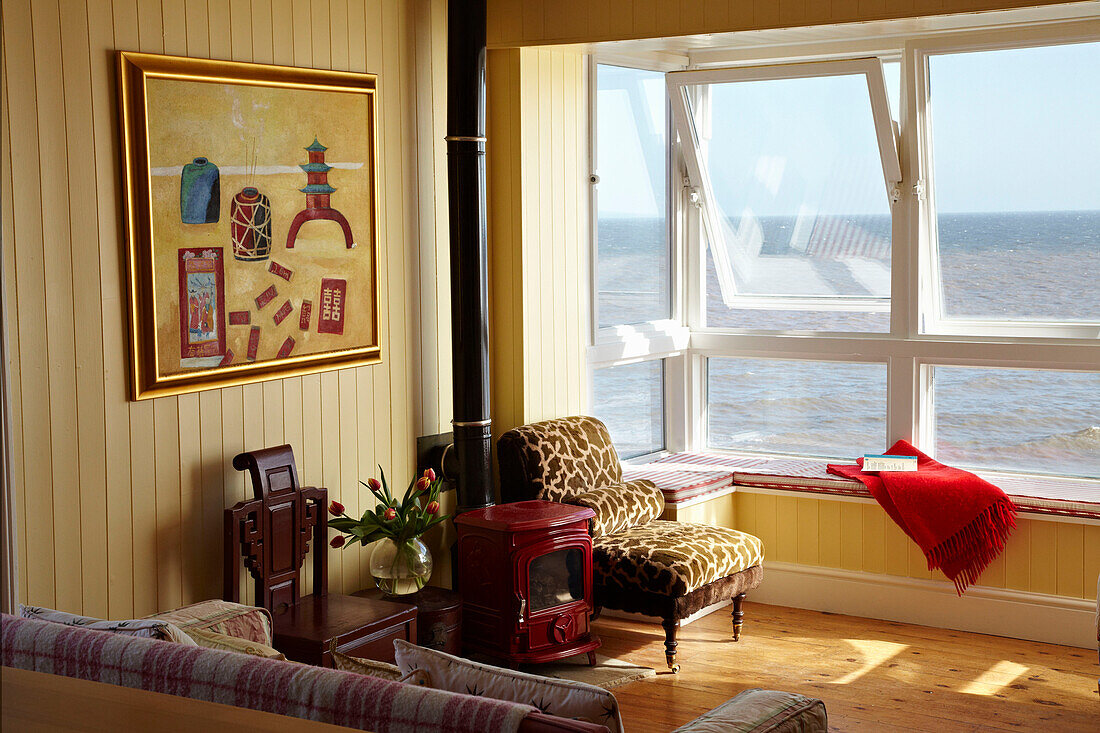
1,0 -> 453,618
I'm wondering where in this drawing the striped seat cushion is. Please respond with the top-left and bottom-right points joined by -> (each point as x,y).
626,451 -> 1100,520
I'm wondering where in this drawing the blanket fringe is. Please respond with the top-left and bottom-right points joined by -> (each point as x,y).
926,498 -> 1017,595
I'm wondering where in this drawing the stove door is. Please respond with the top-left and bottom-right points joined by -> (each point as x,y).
518,544 -> 592,652
528,547 -> 586,613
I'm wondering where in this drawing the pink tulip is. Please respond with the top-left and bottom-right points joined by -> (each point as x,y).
425,500 -> 440,515
415,476 -> 430,493
383,507 -> 397,521
367,478 -> 382,491
330,535 -> 346,549
329,500 -> 345,516
425,468 -> 436,482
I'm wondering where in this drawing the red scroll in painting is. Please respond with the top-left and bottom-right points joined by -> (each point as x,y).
273,300 -> 293,326
299,300 -> 312,331
178,248 -> 227,368
269,260 -> 293,281
318,278 -> 347,335
247,326 -> 261,361
255,284 -> 278,310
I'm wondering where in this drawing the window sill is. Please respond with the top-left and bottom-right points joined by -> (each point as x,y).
622,450 -> 1100,521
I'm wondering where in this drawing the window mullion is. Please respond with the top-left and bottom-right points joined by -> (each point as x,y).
886,355 -> 918,446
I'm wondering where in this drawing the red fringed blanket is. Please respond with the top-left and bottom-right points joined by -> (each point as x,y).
827,440 -> 1017,594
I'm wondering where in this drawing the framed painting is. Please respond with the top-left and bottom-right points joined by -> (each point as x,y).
118,52 -> 380,400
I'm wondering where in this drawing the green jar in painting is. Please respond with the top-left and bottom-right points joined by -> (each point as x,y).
180,157 -> 221,224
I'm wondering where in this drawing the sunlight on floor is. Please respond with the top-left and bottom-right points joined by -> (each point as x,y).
957,660 -> 1030,696
829,639 -> 909,684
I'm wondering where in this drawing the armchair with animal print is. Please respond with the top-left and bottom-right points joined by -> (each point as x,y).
498,416 -> 765,672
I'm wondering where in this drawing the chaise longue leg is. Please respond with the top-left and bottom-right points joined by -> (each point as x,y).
731,593 -> 746,641
661,617 -> 680,673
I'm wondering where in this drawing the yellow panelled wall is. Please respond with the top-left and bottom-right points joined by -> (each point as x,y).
674,491 -> 1100,601
1,0 -> 453,618
485,0 -> 1088,47
487,46 -> 589,442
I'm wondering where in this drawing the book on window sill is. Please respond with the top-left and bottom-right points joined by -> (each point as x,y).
862,454 -> 919,472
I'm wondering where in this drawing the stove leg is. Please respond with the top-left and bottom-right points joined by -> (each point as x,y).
731,592 -> 746,641
587,651 -> 597,667
590,606 -> 602,622
661,617 -> 680,673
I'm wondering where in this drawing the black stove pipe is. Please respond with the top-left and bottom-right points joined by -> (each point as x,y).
446,0 -> 493,514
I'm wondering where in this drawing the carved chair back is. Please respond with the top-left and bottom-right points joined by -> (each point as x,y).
224,445 -> 327,612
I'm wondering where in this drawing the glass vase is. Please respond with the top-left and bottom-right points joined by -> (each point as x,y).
369,537 -> 432,595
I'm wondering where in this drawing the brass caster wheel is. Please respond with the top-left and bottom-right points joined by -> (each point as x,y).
669,663 -> 680,674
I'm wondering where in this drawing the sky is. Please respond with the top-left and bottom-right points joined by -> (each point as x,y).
597,41 -> 1100,217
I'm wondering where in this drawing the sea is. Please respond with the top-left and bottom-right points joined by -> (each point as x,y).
593,211 -> 1100,478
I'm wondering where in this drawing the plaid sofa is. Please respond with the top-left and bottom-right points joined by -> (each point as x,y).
1,614 -> 607,733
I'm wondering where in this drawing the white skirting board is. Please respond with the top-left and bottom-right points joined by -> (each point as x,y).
749,561 -> 1097,650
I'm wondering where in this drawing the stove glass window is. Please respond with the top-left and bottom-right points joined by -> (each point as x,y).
528,548 -> 585,612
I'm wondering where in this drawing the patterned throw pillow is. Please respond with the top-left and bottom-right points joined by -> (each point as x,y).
671,688 -> 827,732
333,651 -> 430,684
182,626 -> 285,659
568,479 -> 665,538
19,605 -> 197,646
393,639 -> 624,733
146,599 -> 273,646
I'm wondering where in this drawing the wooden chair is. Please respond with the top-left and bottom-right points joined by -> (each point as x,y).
225,445 -> 416,667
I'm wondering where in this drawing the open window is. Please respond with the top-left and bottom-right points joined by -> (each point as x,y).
594,64 -> 671,331
668,59 -> 901,332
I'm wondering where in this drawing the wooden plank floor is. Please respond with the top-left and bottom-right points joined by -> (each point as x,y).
594,602 -> 1099,732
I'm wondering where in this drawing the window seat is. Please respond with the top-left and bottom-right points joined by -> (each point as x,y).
623,451 -> 1100,520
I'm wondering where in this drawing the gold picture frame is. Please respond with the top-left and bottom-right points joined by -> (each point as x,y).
118,51 -> 380,400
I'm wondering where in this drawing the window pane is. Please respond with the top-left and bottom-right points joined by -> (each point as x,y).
932,367 -> 1100,478
592,360 -> 664,459
596,65 -> 670,327
688,73 -> 892,332
708,358 -> 886,458
927,42 -> 1100,323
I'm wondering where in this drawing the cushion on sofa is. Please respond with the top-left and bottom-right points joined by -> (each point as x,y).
393,639 -> 625,733
182,626 -> 285,659
19,605 -> 197,646
592,521 -> 764,597
145,598 -> 273,645
671,689 -> 827,733
566,480 -> 665,538
333,651 -> 428,683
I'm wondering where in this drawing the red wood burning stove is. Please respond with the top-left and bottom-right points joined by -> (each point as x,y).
456,500 -> 601,666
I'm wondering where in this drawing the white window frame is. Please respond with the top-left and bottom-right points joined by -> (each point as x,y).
910,22 -> 1100,340
588,58 -> 684,343
586,18 -> 1100,483
667,59 -> 902,315
588,54 -> 689,457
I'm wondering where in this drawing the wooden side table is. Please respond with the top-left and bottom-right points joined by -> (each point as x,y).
353,586 -> 462,655
272,594 -> 417,667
